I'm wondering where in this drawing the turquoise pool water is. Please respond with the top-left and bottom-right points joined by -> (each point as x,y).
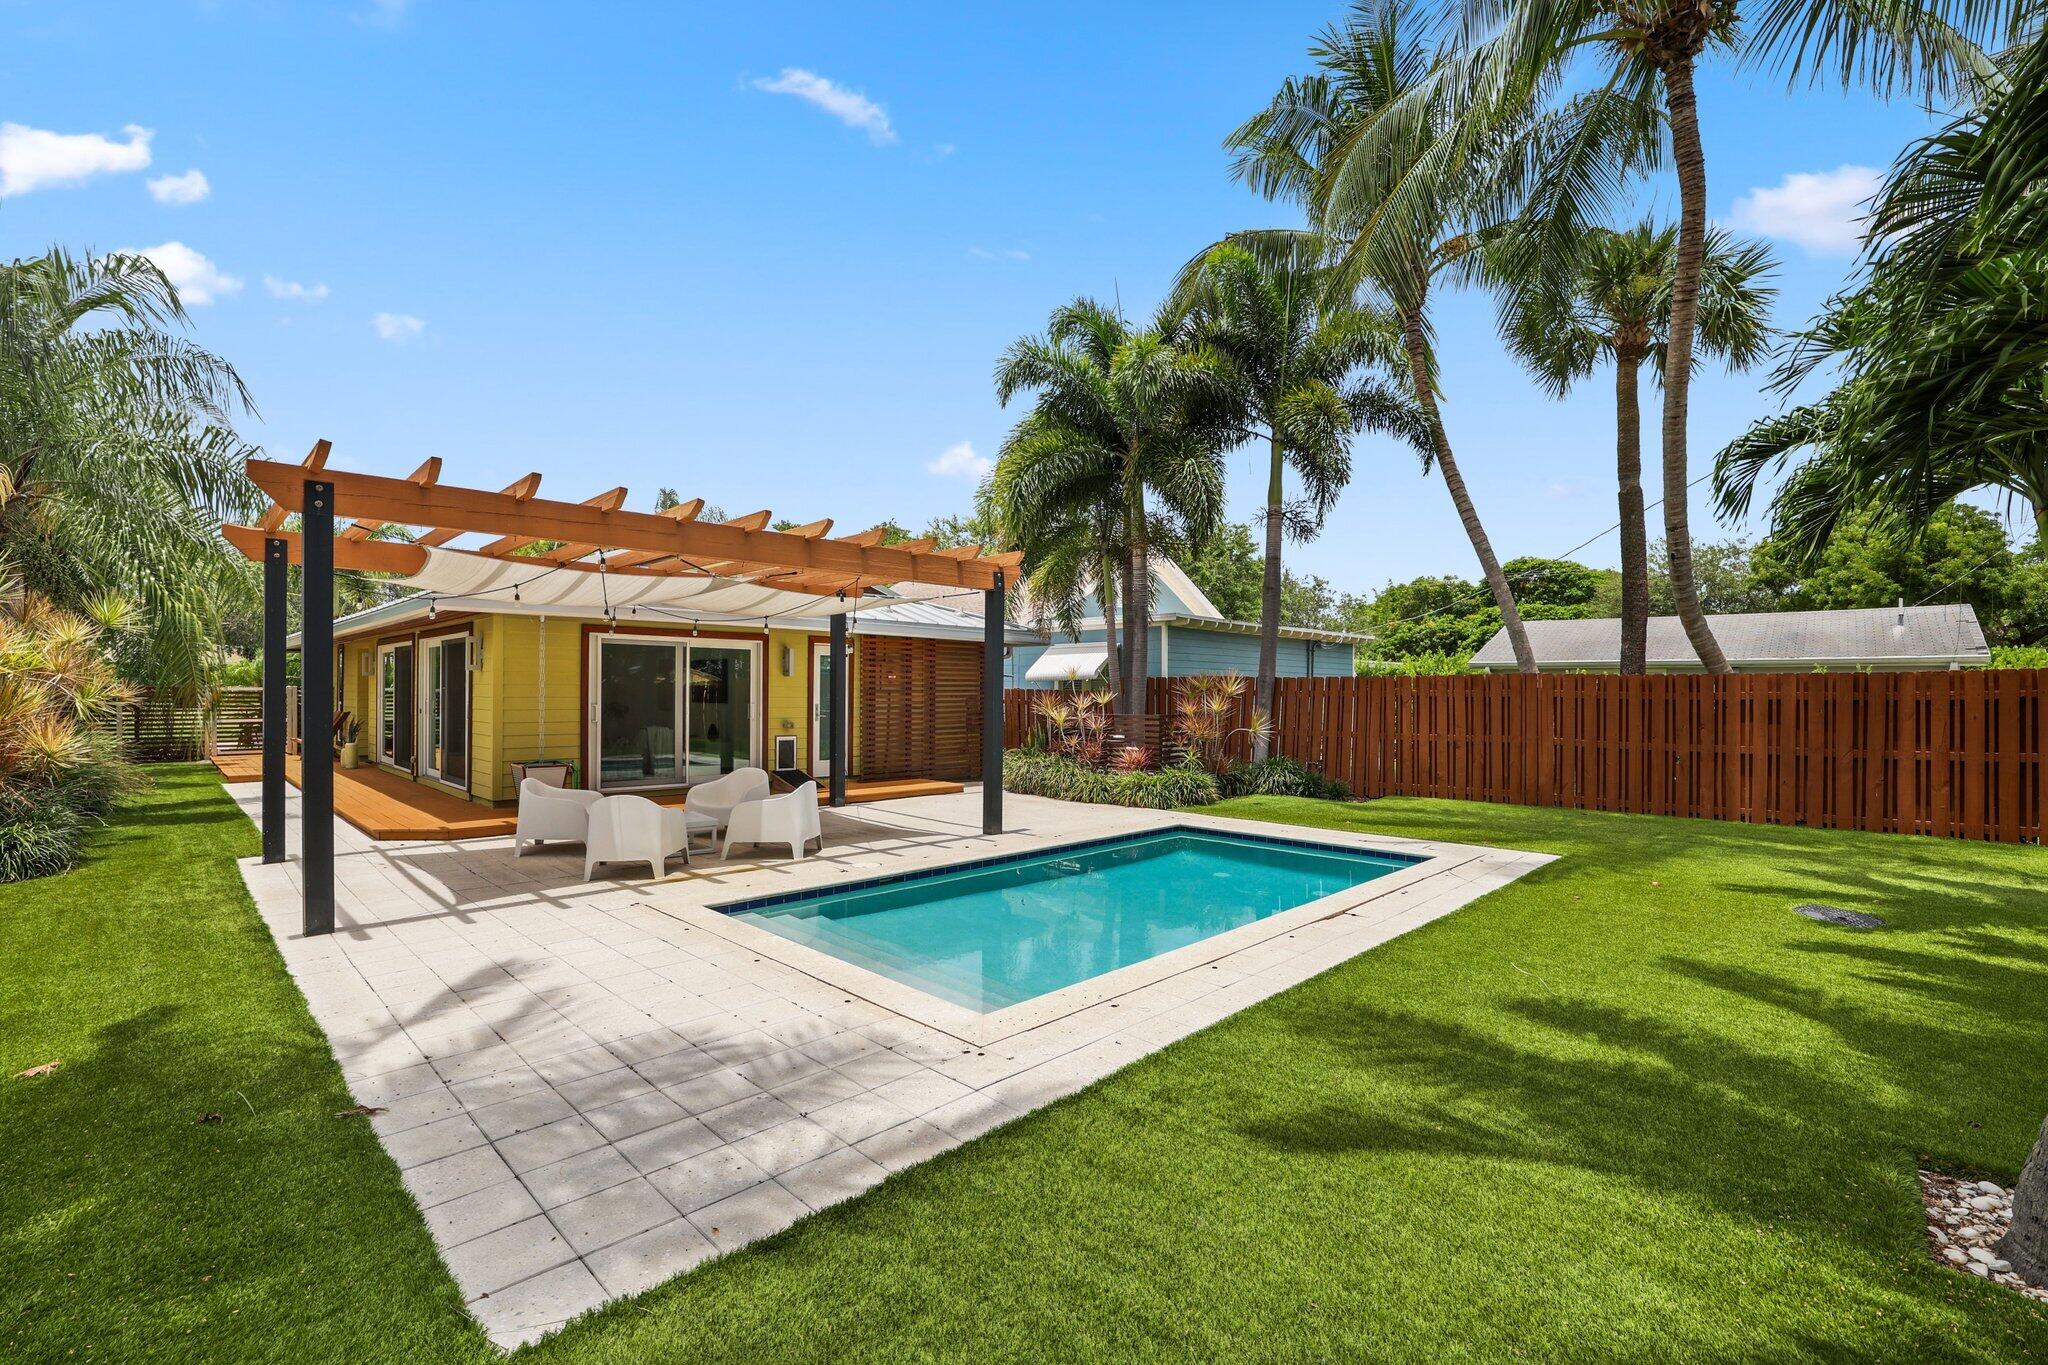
720,827 -> 1418,1013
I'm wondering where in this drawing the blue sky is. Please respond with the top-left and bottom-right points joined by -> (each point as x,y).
0,1 -> 1952,595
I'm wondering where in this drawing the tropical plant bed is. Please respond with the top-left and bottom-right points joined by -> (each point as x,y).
1919,1171 -> 2048,1303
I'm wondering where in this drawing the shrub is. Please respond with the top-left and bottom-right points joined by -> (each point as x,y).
1990,645 -> 2048,669
1220,755 -> 1351,801
1002,748 -> 1220,809
0,590 -> 144,880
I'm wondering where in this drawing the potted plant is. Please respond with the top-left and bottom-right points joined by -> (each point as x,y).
335,711 -> 361,769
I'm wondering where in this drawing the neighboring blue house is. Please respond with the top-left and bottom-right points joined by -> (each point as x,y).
1007,558 -> 1366,689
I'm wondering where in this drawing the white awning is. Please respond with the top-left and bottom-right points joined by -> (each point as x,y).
1026,642 -> 1109,682
398,546 -> 870,620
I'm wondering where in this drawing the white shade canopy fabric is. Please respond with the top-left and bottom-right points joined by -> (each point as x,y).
401,547 -> 871,619
1025,641 -> 1109,682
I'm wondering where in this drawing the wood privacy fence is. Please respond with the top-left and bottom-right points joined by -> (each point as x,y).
1004,671 -> 2047,843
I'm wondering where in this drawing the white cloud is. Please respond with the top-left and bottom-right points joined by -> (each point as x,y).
934,142 -> 956,158
264,275 -> 329,302
124,241 -> 241,305
926,441 -> 991,479
0,122 -> 152,197
372,311 -> 425,342
147,168 -> 210,205
969,246 -> 1030,262
1727,165 -> 1881,255
359,0 -> 409,26
749,68 -> 895,145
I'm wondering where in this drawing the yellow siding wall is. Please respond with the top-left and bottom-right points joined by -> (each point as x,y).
342,616 -> 872,804
476,615 -> 584,802
765,628 -> 810,769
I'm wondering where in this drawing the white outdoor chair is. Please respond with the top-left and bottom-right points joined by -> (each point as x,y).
722,781 -> 822,862
685,766 -> 770,832
514,779 -> 604,857
584,794 -> 716,880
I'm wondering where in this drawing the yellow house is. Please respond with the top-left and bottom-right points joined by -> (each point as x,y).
317,594 -> 1025,807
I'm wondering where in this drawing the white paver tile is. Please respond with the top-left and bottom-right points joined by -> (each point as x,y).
519,1145 -> 641,1210
549,1177 -> 680,1256
687,1180 -> 812,1253
496,1116 -> 609,1174
425,1179 -> 543,1248
582,1218 -> 717,1298
777,1146 -> 891,1212
646,1147 -> 771,1214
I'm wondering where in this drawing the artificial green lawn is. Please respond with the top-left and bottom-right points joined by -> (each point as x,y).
4,765 -> 2046,1361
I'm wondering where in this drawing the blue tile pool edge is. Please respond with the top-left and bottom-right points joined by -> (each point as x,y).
705,822 -> 1426,918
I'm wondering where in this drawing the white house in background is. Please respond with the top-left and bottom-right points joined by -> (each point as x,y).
1468,603 -> 1992,673
1005,557 -> 1368,689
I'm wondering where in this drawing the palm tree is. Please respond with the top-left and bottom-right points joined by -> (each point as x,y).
992,299 -> 1231,713
1717,29 -> 2048,557
1171,240 -> 1408,754
1228,0 -> 1655,672
0,247 -> 261,702
1448,0 -> 2023,672
1497,222 -> 1774,671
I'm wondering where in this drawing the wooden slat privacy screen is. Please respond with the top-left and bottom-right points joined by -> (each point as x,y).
1003,671 -> 2046,843
860,636 -> 986,782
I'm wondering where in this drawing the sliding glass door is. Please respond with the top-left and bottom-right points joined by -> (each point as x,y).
590,635 -> 759,791
596,639 -> 679,789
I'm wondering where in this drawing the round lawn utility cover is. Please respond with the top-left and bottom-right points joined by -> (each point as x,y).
1794,904 -> 1885,929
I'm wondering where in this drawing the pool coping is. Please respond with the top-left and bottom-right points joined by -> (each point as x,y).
653,810 -> 1493,1046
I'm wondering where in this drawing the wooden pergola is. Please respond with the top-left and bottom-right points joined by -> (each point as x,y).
228,443 -> 1018,937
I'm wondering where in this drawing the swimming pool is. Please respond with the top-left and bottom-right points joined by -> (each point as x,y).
719,827 -> 1418,1013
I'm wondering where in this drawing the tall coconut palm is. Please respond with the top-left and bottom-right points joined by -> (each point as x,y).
0,248 -> 261,702
1228,0 -> 1657,672
992,299 -> 1231,713
1446,0 -> 2023,672
1497,222 -> 1775,671
1170,240 -> 1409,754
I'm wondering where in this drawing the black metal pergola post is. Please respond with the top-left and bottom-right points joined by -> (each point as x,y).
983,570 -> 1004,835
828,610 -> 849,807
301,479 -> 335,937
260,537 -> 288,864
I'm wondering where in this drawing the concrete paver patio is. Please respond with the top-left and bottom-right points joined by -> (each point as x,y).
228,784 -> 1549,1349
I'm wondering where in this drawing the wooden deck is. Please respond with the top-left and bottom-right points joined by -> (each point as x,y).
208,753 -> 965,841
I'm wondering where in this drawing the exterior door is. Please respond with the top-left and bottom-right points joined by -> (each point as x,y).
593,638 -> 680,790
379,643 -> 415,771
810,643 -> 834,776
684,642 -> 757,783
419,636 -> 469,785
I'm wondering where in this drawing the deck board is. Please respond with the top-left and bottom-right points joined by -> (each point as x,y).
207,753 -> 963,841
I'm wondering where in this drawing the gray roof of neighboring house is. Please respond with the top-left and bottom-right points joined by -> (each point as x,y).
1468,604 -> 1991,670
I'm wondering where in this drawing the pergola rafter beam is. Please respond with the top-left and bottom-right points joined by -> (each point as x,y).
475,485 -> 628,556
244,457 -> 1012,589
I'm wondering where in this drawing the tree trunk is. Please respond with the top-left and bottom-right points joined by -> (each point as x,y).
1130,548 -> 1146,716
1658,56 -> 1731,674
1098,552 -> 1122,707
1254,435 -> 1284,761
1615,346 -> 1651,675
1400,303 -> 1536,673
1124,491 -> 1151,718
1999,1110 -> 2048,1280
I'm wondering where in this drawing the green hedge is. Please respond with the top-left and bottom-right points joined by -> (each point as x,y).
1003,749 -> 1221,808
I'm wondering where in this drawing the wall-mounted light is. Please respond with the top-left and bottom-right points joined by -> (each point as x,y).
779,644 -> 793,677
360,649 -> 375,677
